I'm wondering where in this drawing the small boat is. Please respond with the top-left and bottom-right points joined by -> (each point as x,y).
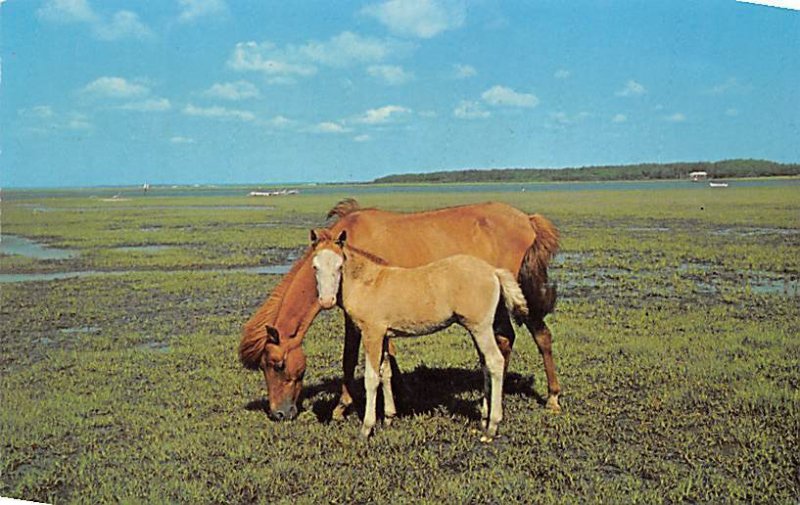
248,189 -> 299,197
709,182 -> 729,188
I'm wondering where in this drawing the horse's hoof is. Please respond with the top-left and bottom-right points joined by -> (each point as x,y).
383,415 -> 395,427
546,397 -> 562,414
332,403 -> 348,422
480,435 -> 494,443
360,426 -> 373,439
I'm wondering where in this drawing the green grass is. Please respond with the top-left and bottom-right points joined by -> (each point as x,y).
1,185 -> 799,503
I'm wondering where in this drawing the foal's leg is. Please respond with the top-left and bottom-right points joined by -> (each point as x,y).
470,322 -> 506,441
524,317 -> 561,413
360,330 -> 385,438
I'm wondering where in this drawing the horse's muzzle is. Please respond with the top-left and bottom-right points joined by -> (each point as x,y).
318,297 -> 336,309
270,403 -> 298,421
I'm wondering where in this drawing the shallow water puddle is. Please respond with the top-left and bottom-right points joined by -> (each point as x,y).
0,264 -> 293,283
0,235 -> 79,260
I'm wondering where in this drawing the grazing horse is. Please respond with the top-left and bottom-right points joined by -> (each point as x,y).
239,199 -> 560,421
310,228 -> 529,440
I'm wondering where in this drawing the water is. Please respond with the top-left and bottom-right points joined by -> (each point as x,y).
0,264 -> 293,284
0,235 -> 79,260
3,178 -> 799,201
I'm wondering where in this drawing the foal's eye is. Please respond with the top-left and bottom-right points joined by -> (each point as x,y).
273,361 -> 285,372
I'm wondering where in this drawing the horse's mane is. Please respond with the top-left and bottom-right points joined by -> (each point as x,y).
344,243 -> 388,265
326,198 -> 361,221
239,246 -> 315,369
239,198 -> 363,370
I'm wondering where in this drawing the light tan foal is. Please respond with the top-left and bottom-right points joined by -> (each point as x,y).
311,229 -> 528,441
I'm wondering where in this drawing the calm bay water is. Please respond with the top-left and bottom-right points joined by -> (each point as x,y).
3,178 -> 799,201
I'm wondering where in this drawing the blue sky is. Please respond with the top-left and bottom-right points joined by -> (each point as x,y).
2,0 -> 798,187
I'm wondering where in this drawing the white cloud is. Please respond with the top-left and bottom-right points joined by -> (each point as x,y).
18,106 -> 55,119
616,80 -> 646,97
263,115 -> 294,129
453,100 -> 490,119
550,111 -> 589,125
67,113 -> 92,130
94,11 -> 153,41
554,69 -> 571,79
453,64 -> 476,79
481,85 -> 539,108
18,105 -> 92,131
612,113 -> 627,123
354,134 -> 371,142
170,136 -> 196,144
362,0 -> 465,38
353,105 -> 412,124
367,65 -> 414,85
37,1 -> 152,41
203,81 -> 260,100
708,77 -> 741,95
183,104 -> 256,121
664,112 -> 686,122
178,0 -> 228,23
300,31 -> 395,67
228,32 -> 398,81
118,98 -> 172,112
37,0 -> 98,23
82,77 -> 150,98
309,122 -> 351,134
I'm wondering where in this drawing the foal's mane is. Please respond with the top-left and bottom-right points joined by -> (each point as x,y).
239,198 -> 364,370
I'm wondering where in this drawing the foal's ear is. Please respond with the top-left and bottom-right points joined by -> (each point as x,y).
265,325 -> 280,344
335,230 -> 347,247
309,229 -> 319,244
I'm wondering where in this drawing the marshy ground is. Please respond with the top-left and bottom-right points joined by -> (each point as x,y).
1,184 -> 798,503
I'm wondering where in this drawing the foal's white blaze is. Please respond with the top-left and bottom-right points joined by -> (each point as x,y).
312,249 -> 343,309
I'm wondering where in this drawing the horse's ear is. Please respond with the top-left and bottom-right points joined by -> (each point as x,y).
310,229 -> 319,244
335,230 -> 347,247
265,325 -> 280,344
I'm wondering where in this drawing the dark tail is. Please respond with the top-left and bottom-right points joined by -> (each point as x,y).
519,214 -> 559,320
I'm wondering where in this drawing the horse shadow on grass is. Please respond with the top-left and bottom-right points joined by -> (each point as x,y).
246,363 -> 546,424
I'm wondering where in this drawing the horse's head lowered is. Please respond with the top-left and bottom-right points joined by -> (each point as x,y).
261,325 -> 306,420
310,228 -> 346,309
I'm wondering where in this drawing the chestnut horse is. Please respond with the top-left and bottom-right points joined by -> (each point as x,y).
239,199 -> 560,420
311,228 -> 529,440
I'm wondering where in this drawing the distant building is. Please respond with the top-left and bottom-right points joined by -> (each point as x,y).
689,171 -> 708,182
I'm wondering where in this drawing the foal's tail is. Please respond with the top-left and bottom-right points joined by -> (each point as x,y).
495,269 -> 529,325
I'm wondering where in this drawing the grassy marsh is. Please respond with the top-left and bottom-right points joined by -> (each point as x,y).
1,184 -> 799,503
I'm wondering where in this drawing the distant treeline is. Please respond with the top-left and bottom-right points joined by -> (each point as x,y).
372,159 -> 800,184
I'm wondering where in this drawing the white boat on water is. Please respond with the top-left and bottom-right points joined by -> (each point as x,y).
248,189 -> 299,197
709,182 -> 729,188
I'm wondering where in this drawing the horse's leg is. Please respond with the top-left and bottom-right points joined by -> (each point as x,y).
493,301 -> 516,376
333,314 -> 361,421
361,330 -> 384,438
380,348 -> 396,426
470,322 -> 506,442
525,317 -> 561,413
